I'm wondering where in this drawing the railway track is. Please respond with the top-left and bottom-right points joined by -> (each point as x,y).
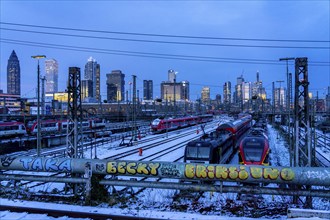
0,203 -> 160,220
2,121 -> 218,193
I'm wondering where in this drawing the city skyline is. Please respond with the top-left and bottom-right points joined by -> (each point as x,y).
0,1 -> 329,100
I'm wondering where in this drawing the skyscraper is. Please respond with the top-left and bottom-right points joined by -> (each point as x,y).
84,57 -> 100,101
242,82 -> 252,103
106,70 -> 125,102
168,69 -> 176,83
143,80 -> 153,100
234,75 -> 244,105
81,80 -> 93,101
45,59 -> 58,94
181,81 -> 190,100
201,87 -> 210,104
223,81 -> 231,104
7,50 -> 20,95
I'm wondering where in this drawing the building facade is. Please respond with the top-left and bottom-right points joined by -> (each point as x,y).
234,75 -> 244,105
143,80 -> 153,100
326,86 -> 330,113
201,87 -> 210,105
81,80 -> 93,102
0,93 -> 23,114
84,57 -> 100,102
274,87 -> 286,110
45,59 -> 58,94
223,81 -> 231,104
181,81 -> 189,100
7,50 -> 21,95
160,81 -> 189,102
168,69 -> 176,83
106,70 -> 125,102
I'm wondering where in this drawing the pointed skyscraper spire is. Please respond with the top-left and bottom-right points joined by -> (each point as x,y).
7,50 -> 21,95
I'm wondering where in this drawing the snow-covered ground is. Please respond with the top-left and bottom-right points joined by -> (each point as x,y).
1,119 -> 329,219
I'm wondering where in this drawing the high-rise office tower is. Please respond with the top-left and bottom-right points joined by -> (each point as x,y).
223,81 -> 231,104
181,81 -> 190,100
84,57 -> 100,101
45,59 -> 58,94
143,80 -> 153,100
168,69 -> 176,83
160,81 -> 188,101
274,87 -> 286,109
201,87 -> 210,104
242,82 -> 252,103
234,75 -> 244,105
106,70 -> 125,102
7,50 -> 20,95
81,79 -> 93,101
252,71 -> 267,101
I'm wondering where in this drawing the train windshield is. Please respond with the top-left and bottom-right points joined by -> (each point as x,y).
185,144 -> 210,160
151,119 -> 161,126
242,139 -> 264,162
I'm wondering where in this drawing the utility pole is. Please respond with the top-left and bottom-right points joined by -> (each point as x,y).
279,57 -> 295,165
132,75 -> 137,141
272,82 -> 275,122
173,72 -> 177,117
165,89 -> 168,138
279,57 -> 295,113
31,55 -> 46,157
294,57 -> 313,207
67,67 -> 83,159
41,76 -> 46,115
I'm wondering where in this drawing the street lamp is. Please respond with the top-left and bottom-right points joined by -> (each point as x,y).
32,55 -> 46,156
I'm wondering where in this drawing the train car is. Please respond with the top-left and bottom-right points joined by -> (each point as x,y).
150,116 -> 196,133
238,128 -> 270,165
59,120 -> 90,132
216,114 -> 252,146
89,118 -> 106,129
0,121 -> 27,137
151,115 -> 212,133
197,114 -> 214,124
27,119 -> 60,135
184,131 -> 233,164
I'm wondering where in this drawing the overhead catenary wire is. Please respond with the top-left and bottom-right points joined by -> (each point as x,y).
1,21 -> 329,43
1,27 -> 329,50
1,38 -> 329,66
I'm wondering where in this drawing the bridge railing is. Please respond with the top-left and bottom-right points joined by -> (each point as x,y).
1,157 -> 329,205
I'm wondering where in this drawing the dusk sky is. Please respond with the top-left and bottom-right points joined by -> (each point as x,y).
0,0 -> 329,101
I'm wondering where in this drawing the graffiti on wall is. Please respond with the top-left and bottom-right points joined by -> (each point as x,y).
184,164 -> 295,181
107,161 -> 160,176
1,156 -> 15,167
160,163 -> 181,177
18,157 -> 72,172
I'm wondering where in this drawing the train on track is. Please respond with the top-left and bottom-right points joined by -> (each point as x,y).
27,118 -> 106,134
238,119 -> 270,166
184,114 -> 252,164
0,118 -> 106,138
0,121 -> 27,138
150,114 -> 213,133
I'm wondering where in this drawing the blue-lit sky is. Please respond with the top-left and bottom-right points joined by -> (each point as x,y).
0,0 -> 329,101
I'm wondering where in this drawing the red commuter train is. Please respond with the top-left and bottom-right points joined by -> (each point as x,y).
184,115 -> 253,165
238,128 -> 270,165
216,114 -> 252,146
151,115 -> 213,133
